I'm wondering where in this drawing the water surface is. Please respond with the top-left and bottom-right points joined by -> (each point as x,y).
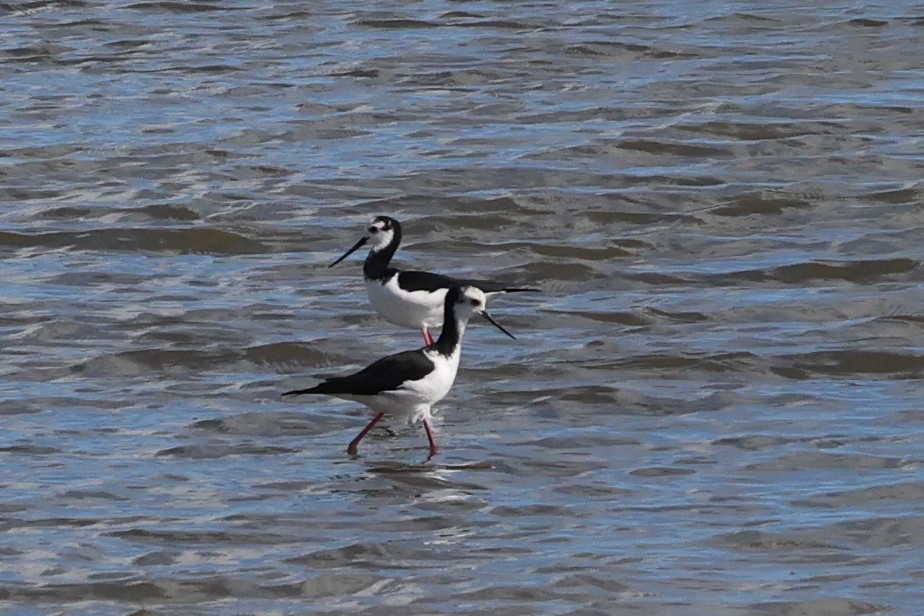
2,1 -> 923,614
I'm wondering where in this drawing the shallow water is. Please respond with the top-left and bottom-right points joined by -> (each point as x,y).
2,1 -> 923,614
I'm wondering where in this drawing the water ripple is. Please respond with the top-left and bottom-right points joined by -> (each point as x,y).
2,1 -> 923,614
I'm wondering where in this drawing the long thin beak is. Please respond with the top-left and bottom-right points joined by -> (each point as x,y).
329,236 -> 368,267
481,310 -> 516,340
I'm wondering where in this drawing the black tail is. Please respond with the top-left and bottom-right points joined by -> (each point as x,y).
282,378 -> 355,397
281,386 -> 318,397
282,383 -> 334,397
501,286 -> 540,293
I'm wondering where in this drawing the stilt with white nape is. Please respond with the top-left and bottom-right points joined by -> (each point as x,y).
283,285 -> 515,458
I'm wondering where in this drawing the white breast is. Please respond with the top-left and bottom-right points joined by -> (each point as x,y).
415,348 -> 461,401
399,348 -> 461,422
366,276 -> 447,330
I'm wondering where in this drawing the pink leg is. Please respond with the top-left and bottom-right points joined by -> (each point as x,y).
422,327 -> 435,346
347,412 -> 385,455
423,418 -> 439,460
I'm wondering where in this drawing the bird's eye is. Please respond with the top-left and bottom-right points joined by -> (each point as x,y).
368,227 -> 378,234
470,299 -> 480,307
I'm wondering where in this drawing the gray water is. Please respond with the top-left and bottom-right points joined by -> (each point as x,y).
2,1 -> 924,614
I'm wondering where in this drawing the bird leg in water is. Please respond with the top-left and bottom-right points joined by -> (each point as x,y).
347,412 -> 385,455
422,327 -> 435,346
423,418 -> 439,460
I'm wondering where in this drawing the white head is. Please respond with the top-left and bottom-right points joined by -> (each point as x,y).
454,286 -> 487,320
364,215 -> 399,253
449,286 -> 516,339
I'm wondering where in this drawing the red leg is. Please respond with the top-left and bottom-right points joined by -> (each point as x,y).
423,418 -> 439,460
347,412 -> 385,455
422,327 -> 435,346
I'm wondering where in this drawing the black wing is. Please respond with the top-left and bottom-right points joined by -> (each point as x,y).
395,270 -> 457,292
283,349 -> 433,397
398,269 -> 538,294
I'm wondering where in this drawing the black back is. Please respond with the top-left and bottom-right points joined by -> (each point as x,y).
282,348 -> 434,397
395,270 -> 457,292
396,270 -> 535,294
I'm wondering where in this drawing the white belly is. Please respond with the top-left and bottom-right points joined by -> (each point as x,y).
366,277 -> 447,330
338,389 -> 434,422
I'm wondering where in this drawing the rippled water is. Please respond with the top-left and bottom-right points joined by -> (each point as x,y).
2,1 -> 923,614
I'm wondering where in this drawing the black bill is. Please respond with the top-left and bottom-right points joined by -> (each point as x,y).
481,310 -> 516,340
329,236 -> 368,267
